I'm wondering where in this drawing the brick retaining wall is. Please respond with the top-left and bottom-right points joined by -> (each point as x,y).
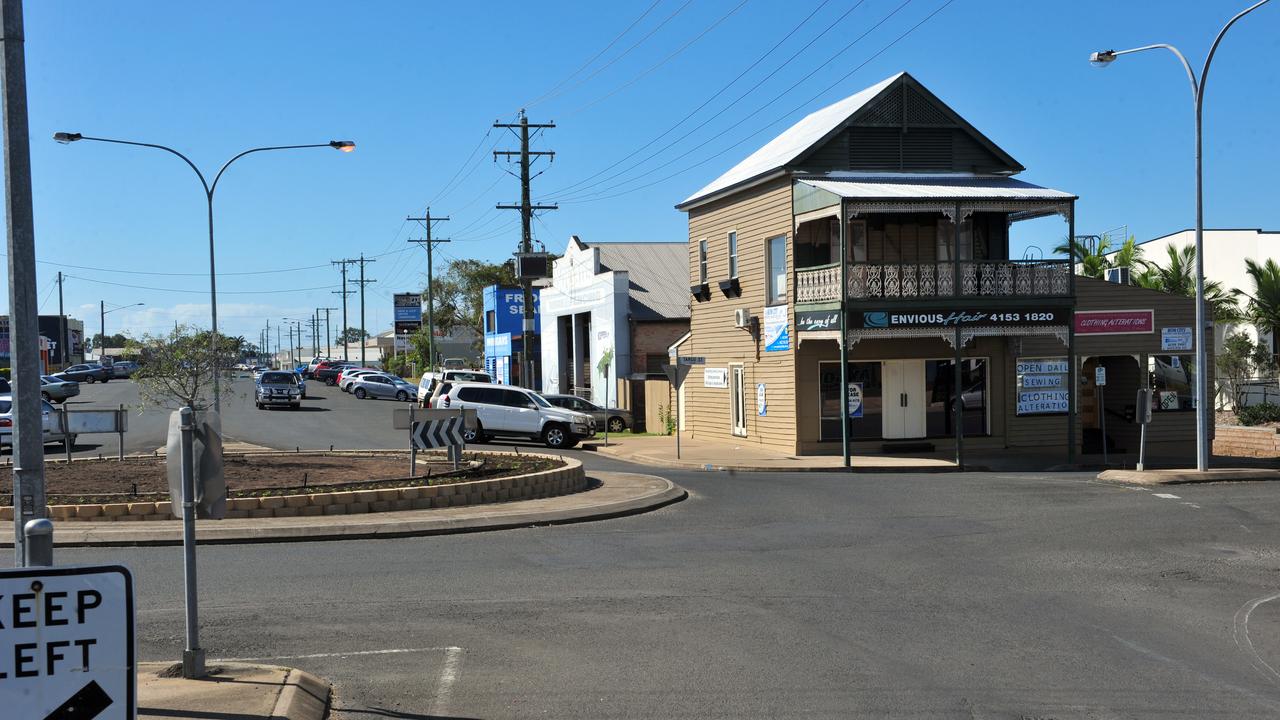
0,453 -> 585,522
1214,425 -> 1280,458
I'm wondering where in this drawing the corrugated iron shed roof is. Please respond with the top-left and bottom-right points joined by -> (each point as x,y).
795,175 -> 1075,201
592,242 -> 691,321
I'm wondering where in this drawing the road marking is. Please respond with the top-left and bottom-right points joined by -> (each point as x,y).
1181,502 -> 1201,509
213,646 -> 456,662
1153,493 -> 1181,499
429,646 -> 464,717
1233,592 -> 1280,685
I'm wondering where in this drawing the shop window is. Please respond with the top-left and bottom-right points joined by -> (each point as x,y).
819,361 -> 882,441
1015,357 -> 1069,416
766,236 -> 787,305
727,232 -> 738,279
485,310 -> 496,333
698,239 -> 708,284
925,359 -> 988,436
1149,354 -> 1195,411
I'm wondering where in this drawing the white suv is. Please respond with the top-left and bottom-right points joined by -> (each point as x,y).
417,369 -> 492,406
436,382 -> 595,449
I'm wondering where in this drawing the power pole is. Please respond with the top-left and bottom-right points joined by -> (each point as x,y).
495,109 -> 556,389
287,323 -> 295,367
264,318 -> 270,364
276,325 -> 282,368
345,254 -> 377,365
2,0 -> 44,564
332,259 -> 356,362
311,310 -> 321,357
320,307 -> 336,358
56,270 -> 65,367
406,208 -> 450,372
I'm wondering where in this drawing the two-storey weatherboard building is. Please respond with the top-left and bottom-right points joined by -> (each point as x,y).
673,72 -> 1206,465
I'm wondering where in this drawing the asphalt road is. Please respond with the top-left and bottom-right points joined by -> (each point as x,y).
10,449 -> 1280,718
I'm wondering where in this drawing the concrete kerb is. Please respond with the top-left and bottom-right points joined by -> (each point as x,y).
1097,467 -> 1280,485
272,667 -> 331,720
137,661 -> 330,720
587,443 -> 976,473
3,471 -> 685,546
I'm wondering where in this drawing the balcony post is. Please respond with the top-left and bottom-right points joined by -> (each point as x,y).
1067,199 -> 1077,465
953,202 -> 961,296
839,200 -> 851,469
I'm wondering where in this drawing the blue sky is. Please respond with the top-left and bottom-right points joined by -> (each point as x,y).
8,0 -> 1280,346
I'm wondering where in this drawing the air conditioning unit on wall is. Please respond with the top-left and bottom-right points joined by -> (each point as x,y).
734,308 -> 751,328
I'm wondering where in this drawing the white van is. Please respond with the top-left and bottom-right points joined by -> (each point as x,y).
417,369 -> 493,406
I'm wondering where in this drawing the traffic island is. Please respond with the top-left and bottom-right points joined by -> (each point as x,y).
0,450 -> 584,522
139,661 -> 329,720
1097,467 -> 1280,485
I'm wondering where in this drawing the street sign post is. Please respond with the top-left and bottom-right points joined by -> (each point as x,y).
1136,388 -> 1152,471
661,364 -> 693,460
393,407 -> 475,474
0,564 -> 135,719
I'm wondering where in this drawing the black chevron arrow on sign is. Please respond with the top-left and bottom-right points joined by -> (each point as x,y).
44,679 -> 113,720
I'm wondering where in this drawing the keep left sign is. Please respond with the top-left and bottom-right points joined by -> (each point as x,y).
0,565 -> 135,720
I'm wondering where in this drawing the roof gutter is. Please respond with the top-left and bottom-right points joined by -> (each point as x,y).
675,168 -> 790,212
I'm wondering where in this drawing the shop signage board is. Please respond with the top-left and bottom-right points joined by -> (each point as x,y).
1017,390 -> 1069,415
763,304 -> 790,352
1162,326 -> 1192,351
851,307 -> 1066,329
0,565 -> 135,720
1016,357 -> 1069,415
795,309 -> 840,332
847,382 -> 863,418
756,383 -> 767,416
1074,309 -> 1153,335
704,368 -> 728,388
1016,359 -> 1068,375
394,293 -> 423,336
1095,367 -> 1107,386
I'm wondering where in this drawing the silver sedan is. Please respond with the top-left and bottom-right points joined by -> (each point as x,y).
350,374 -> 417,401
40,375 -> 80,403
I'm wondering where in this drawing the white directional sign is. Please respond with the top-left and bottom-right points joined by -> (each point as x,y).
0,565 -> 135,720
414,418 -> 465,449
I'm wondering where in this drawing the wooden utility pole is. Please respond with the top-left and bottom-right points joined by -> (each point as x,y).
406,207 -> 450,372
495,110 -> 555,389
345,254 -> 376,365
332,258 -> 356,361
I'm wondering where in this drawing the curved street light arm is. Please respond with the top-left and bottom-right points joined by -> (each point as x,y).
1199,0 -> 1272,114
209,143 -> 335,198
1107,44 -> 1200,101
73,135 -> 211,196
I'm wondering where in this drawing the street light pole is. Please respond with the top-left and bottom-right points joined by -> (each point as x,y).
54,133 -> 355,412
99,301 -> 143,362
1089,0 -> 1271,472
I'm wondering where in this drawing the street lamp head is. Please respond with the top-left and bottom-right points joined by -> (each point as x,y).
53,132 -> 83,144
1089,50 -> 1118,67
329,140 -> 356,153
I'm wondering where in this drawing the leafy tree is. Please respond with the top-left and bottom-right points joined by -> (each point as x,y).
1244,258 -> 1280,351
1133,243 -> 1242,322
1053,233 -> 1144,280
338,326 -> 369,345
428,258 -> 516,338
88,332 -> 130,352
133,325 -> 242,410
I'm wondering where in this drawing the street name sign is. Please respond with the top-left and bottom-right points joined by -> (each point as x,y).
0,564 -> 135,720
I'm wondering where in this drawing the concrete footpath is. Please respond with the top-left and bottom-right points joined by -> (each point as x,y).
1097,467 -> 1280,485
139,662 -> 328,720
9,471 -> 683,547
585,434 -> 960,472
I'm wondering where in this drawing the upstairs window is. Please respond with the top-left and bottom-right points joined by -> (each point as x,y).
698,239 -> 708,284
727,232 -> 738,279
766,236 -> 787,305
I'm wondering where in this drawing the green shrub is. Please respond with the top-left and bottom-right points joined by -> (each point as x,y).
1237,403 -> 1280,426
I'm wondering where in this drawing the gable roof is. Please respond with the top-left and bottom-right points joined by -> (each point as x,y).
592,242 -> 691,321
676,72 -> 1024,211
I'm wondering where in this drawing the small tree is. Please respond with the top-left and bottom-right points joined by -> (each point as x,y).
338,327 -> 369,345
1219,332 -> 1256,413
134,324 -> 240,410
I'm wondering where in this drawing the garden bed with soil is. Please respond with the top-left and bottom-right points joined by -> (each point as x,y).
0,451 -> 561,505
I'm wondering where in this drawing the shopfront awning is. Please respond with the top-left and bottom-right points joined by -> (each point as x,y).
794,174 -> 1076,222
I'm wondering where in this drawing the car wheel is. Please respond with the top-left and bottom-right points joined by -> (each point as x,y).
326,378 -> 336,386
354,388 -> 367,399
542,423 -> 570,449
462,421 -> 486,444
41,392 -> 51,402
86,376 -> 96,384
396,390 -> 409,402
101,377 -> 109,383
607,416 -> 626,433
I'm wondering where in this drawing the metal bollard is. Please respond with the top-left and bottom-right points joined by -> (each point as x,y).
23,518 -> 53,567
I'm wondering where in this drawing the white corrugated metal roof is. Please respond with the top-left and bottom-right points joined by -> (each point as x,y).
678,72 -> 904,209
796,175 -> 1075,200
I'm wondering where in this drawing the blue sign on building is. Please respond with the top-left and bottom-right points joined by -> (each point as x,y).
483,285 -> 540,385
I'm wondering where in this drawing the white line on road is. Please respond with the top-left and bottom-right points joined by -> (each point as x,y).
213,646 -> 457,662
430,645 -> 464,717
1153,493 -> 1181,499
1233,592 -> 1280,685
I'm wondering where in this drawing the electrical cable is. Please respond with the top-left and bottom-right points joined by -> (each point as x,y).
63,274 -> 339,296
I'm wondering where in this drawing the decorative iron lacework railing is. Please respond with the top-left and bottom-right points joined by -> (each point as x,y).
794,259 -> 1072,303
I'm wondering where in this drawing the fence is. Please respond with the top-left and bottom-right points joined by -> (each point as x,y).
1217,377 -> 1280,411
615,377 -> 672,434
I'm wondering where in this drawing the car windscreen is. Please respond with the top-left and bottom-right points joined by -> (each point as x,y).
529,392 -> 551,408
261,372 -> 298,385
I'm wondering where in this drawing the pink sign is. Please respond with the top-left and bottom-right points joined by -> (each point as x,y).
1074,309 -> 1154,335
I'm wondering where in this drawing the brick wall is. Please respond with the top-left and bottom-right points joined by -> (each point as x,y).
629,320 -> 689,376
1214,425 -> 1280,458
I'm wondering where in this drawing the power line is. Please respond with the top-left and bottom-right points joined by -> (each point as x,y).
557,0 -> 943,204
544,0 -> 845,199
62,274 -> 338,295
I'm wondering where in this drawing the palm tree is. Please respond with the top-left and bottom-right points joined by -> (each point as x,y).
1054,234 -> 1114,279
1135,243 -> 1242,321
1244,258 -> 1280,348
1110,235 -> 1145,274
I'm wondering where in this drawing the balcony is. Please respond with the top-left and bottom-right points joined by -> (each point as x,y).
795,259 -> 1072,304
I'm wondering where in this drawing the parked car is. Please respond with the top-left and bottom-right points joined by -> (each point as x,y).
335,366 -> 374,388
314,361 -> 355,385
40,375 -> 80,403
295,371 -> 308,399
417,370 -> 493,406
302,357 -> 332,379
111,360 -> 139,378
255,371 -> 303,410
0,394 -> 76,448
251,366 -> 270,381
339,369 -> 382,393
435,381 -> 596,449
543,394 -> 633,433
54,363 -> 111,384
349,373 -> 417,401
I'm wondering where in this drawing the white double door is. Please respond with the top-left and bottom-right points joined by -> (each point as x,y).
881,359 -> 926,440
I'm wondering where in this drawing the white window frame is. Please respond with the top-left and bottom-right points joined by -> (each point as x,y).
765,235 -> 787,306
698,239 -> 708,284
727,231 -> 738,279
730,363 -> 747,437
